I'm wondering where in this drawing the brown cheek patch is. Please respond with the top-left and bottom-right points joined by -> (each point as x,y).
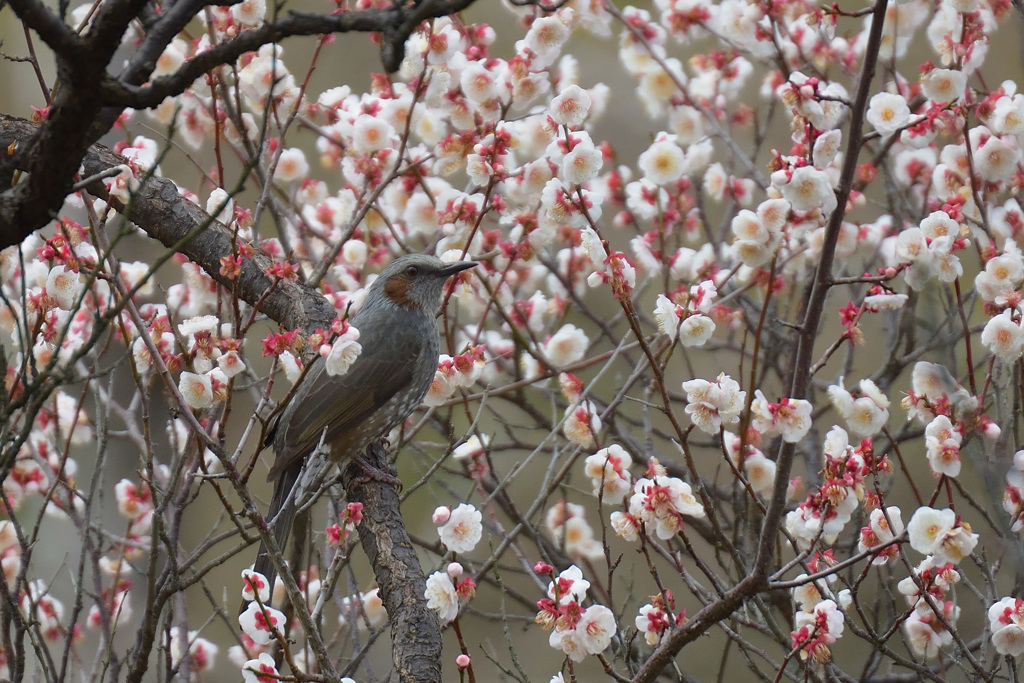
384,274 -> 414,307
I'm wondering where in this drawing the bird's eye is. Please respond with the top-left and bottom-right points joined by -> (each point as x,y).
405,265 -> 419,277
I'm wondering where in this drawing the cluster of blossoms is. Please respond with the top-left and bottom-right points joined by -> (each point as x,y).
608,459 -> 705,541
653,279 -> 717,347
545,499 -> 604,560
534,565 -> 616,663
423,505 -> 481,624
424,562 -> 477,625
790,555 -> 851,663
635,591 -> 685,646
682,373 -> 745,434
721,430 -> 777,495
896,559 -> 963,659
856,506 -> 904,566
1003,450 -> 1024,532
425,346 -> 486,405
235,564 -> 331,669
786,427 -> 888,548
988,597 -> 1024,657
559,373 -> 603,450
826,378 -> 890,439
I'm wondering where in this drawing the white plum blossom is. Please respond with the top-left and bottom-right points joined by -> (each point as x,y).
975,134 -> 1019,183
636,600 -> 681,645
981,311 -> 1024,362
723,432 -> 777,495
537,564 -> 615,662
179,371 -> 214,409
549,84 -> 592,128
866,92 -> 911,135
154,39 -> 187,77
46,265 -> 84,310
238,601 -> 286,645
563,400 -> 601,449
278,351 -> 301,384
206,188 -> 234,224
273,148 -> 308,183
922,68 -> 966,103
437,503 -> 483,554
340,588 -> 387,633
863,292 -> 908,311
574,604 -> 616,656
460,62 -> 499,103
975,244 -> 1024,303
561,137 -> 603,184
546,501 -> 602,560
1005,450 -> 1024,532
678,315 -> 715,347
351,114 -> 396,154
217,350 -> 245,377
688,279 -> 717,313
520,12 -> 571,69
924,415 -> 962,477
791,599 -> 845,661
683,373 -> 746,434
774,166 -> 837,215
241,568 -> 271,604
544,324 -> 589,366
610,510 -> 641,542
638,133 -> 685,185
629,476 -> 705,539
812,130 -> 843,169
231,0 -> 265,25
989,598 -> 1024,657
994,94 -> 1024,136
546,565 -> 590,606
919,210 -> 960,241
584,444 -> 632,499
424,571 -> 460,624
906,506 -> 978,564
827,378 -> 889,437
242,653 -> 278,683
322,327 -> 362,377
452,434 -> 490,461
169,628 -> 217,673
654,294 -> 682,341
750,391 -> 813,443
858,506 -> 904,565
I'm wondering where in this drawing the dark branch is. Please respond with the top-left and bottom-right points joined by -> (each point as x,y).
105,0 -> 479,109
0,113 -> 336,333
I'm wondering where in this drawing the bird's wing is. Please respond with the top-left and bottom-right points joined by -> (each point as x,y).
267,312 -> 420,479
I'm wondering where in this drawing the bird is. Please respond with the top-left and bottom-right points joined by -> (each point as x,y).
251,253 -> 477,596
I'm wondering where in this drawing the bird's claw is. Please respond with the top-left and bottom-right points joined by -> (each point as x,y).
347,456 -> 403,491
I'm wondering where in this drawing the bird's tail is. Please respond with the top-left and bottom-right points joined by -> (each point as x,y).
250,459 -> 302,608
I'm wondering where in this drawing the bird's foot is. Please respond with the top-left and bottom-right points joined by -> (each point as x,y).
347,456 -> 403,491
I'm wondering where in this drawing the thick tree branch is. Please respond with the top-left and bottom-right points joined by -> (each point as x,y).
0,113 -> 336,333
342,442 -> 442,683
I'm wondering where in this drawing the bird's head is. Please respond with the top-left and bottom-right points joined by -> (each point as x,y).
369,253 -> 477,312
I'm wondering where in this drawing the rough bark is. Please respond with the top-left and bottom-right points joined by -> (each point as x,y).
343,442 -> 442,683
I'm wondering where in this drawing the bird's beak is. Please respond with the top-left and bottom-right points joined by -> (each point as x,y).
437,261 -> 478,277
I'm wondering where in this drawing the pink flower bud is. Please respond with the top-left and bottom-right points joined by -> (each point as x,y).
433,506 -> 451,525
